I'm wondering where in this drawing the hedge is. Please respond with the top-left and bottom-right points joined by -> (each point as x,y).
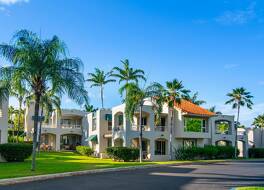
106,147 -> 139,162
248,148 -> 264,158
0,143 -> 32,162
175,145 -> 238,160
76,146 -> 94,156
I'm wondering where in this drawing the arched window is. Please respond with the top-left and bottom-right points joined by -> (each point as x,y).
215,120 -> 231,135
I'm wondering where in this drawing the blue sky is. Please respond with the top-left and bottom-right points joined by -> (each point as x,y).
0,0 -> 263,127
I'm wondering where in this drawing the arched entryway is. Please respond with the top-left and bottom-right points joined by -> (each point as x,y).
40,133 -> 56,151
114,112 -> 124,131
60,134 -> 81,150
215,140 -> 232,146
131,138 -> 150,159
114,138 -> 124,147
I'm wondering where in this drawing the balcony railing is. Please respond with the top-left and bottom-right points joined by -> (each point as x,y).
60,124 -> 81,129
154,126 -> 167,132
113,126 -> 124,132
131,125 -> 150,131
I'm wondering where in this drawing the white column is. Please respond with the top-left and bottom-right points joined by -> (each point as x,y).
55,134 -> 60,151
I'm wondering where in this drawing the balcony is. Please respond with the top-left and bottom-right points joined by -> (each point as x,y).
60,124 -> 81,129
154,126 -> 167,132
131,125 -> 150,131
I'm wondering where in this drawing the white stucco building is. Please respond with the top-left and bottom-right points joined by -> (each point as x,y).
87,100 -> 236,161
0,98 -> 8,144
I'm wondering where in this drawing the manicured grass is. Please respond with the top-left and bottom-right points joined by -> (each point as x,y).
0,151 -> 224,179
235,187 -> 264,190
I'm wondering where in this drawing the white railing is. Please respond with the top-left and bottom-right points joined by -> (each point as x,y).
131,125 -> 150,131
60,124 -> 81,129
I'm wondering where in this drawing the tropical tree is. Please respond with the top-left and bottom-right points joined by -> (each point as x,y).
252,114 -> 264,146
125,82 -> 164,162
111,59 -> 146,97
7,106 -> 19,142
225,87 -> 253,158
87,68 -> 115,108
83,103 -> 97,113
183,91 -> 206,105
208,106 -> 222,115
161,79 -> 189,160
0,30 -> 88,171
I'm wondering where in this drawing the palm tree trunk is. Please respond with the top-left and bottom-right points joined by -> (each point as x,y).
235,104 -> 240,158
38,107 -> 44,154
16,98 -> 22,143
169,107 -> 173,160
139,103 -> 143,163
100,85 -> 104,108
31,93 -> 41,171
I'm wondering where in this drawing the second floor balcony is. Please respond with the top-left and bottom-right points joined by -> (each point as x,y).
60,124 -> 81,129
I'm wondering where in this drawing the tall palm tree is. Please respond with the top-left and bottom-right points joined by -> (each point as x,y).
83,103 -> 97,113
125,82 -> 164,162
183,91 -> 206,106
112,59 -> 146,97
87,68 -> 115,108
162,79 -> 189,160
0,30 -> 88,171
225,87 -> 253,158
252,114 -> 264,146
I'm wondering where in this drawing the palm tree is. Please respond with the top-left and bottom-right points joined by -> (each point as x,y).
87,68 -> 115,108
0,30 -> 88,171
112,59 -> 146,97
83,103 -> 97,113
225,87 -> 253,158
252,114 -> 264,146
208,106 -> 222,115
125,82 -> 164,162
162,79 -> 189,160
183,91 -> 206,106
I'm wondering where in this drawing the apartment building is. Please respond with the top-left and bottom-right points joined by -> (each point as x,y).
87,100 -> 236,161
24,102 -> 89,151
0,98 -> 8,144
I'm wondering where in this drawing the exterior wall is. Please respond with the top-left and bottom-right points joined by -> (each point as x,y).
0,98 -> 8,144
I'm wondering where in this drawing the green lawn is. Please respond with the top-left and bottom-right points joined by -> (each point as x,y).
0,152 -> 223,179
235,187 -> 264,190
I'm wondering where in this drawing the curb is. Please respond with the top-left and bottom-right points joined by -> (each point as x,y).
0,161 -> 222,186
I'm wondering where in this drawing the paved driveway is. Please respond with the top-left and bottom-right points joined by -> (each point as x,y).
1,160 -> 264,190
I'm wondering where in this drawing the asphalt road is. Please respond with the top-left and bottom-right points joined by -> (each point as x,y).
1,160 -> 264,190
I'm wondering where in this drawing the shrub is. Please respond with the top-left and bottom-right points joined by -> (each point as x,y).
0,143 -> 32,162
106,147 -> 139,162
175,145 -> 237,160
248,148 -> 264,158
8,136 -> 25,143
76,146 -> 94,156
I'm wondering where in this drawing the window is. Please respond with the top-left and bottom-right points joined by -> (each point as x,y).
107,138 -> 112,147
105,114 -> 112,131
183,139 -> 197,148
92,118 -> 97,131
184,117 -> 208,133
118,115 -> 123,126
160,117 -> 166,126
107,120 -> 112,131
141,117 -> 147,126
215,120 -> 231,135
155,140 -> 166,155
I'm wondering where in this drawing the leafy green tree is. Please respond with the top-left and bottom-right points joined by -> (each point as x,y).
252,114 -> 264,146
225,87 -> 253,158
125,82 -> 164,162
7,106 -> 19,142
112,59 -> 146,97
87,68 -> 115,108
183,91 -> 206,106
161,79 -> 189,160
0,30 -> 88,171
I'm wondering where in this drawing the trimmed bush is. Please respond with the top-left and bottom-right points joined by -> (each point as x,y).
248,148 -> 264,158
175,145 -> 237,160
76,146 -> 94,156
106,147 -> 139,162
0,143 -> 32,162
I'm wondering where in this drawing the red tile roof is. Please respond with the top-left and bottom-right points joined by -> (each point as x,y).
174,100 -> 215,116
